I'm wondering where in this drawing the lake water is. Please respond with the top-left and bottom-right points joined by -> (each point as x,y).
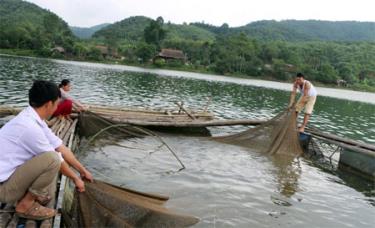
0,55 -> 374,227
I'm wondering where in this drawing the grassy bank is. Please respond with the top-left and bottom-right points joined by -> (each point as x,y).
0,48 -> 39,57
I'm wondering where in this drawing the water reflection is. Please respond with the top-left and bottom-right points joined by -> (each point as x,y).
271,155 -> 302,198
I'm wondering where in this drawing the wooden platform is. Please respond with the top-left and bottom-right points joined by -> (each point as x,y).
0,105 -> 266,128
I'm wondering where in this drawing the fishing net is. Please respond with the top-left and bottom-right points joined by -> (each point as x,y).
62,111 -> 197,227
64,180 -> 199,228
214,108 -> 303,156
78,111 -> 145,138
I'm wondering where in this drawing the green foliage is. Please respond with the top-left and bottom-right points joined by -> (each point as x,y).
211,33 -> 262,75
190,22 -> 230,36
165,24 -> 215,42
136,42 -> 156,63
153,58 -> 165,67
273,59 -> 290,81
144,17 -> 166,47
87,47 -> 102,61
166,59 -> 184,68
0,0 -> 75,53
92,16 -> 215,46
316,63 -> 339,84
93,16 -> 152,42
234,20 -> 375,42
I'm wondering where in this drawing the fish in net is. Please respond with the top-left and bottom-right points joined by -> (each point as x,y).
214,108 -> 303,156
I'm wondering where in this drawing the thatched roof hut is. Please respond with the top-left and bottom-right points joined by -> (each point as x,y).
95,45 -> 109,55
95,45 -> 119,58
51,46 -> 65,54
156,49 -> 186,61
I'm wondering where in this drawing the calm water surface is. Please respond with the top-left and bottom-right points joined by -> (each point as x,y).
0,55 -> 374,227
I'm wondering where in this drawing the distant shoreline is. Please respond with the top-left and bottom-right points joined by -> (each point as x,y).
1,53 -> 375,104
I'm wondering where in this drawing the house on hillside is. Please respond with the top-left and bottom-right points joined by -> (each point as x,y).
51,46 -> 65,55
154,49 -> 186,63
95,45 -> 119,59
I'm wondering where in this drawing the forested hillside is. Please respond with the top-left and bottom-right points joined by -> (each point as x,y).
92,16 -> 215,43
193,20 -> 375,42
0,0 -> 75,55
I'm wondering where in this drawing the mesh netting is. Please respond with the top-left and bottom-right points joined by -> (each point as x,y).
66,180 -> 199,228
214,108 -> 303,156
63,111 -> 198,227
78,111 -> 145,138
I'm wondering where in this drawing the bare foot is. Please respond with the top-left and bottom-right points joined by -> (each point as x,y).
298,126 -> 305,132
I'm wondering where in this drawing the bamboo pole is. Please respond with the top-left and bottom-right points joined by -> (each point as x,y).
313,135 -> 375,157
60,119 -> 73,143
53,117 -> 78,228
101,117 -> 266,127
203,97 -> 212,112
6,215 -> 18,228
47,117 -> 59,127
307,128 -> 375,152
56,118 -> 67,136
51,118 -> 62,134
175,102 -> 196,120
0,204 -> 13,227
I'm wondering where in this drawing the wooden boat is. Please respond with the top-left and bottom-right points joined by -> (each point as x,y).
0,105 -> 266,135
0,104 -> 214,123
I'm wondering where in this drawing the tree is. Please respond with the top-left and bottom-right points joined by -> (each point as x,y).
316,63 -> 339,84
144,16 -> 166,48
136,42 -> 156,63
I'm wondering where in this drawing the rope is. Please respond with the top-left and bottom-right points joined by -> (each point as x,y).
78,120 -> 185,171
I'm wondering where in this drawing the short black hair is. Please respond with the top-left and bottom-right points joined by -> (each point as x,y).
59,79 -> 70,88
296,72 -> 304,78
29,80 -> 61,108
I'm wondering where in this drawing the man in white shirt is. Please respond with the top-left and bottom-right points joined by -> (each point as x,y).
289,73 -> 318,132
0,80 -> 93,220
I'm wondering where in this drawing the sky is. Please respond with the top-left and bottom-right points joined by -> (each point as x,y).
26,0 -> 375,28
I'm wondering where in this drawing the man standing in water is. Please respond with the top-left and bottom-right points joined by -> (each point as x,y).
289,73 -> 317,132
0,80 -> 93,220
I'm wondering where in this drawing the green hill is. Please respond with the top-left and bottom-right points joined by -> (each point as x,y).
164,23 -> 215,41
0,0 -> 75,53
193,20 -> 375,42
237,20 -> 375,41
93,16 -> 215,43
70,23 -> 110,39
92,16 -> 152,41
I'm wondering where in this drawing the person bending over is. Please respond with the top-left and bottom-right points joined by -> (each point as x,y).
53,79 -> 88,117
0,80 -> 93,220
289,73 -> 318,132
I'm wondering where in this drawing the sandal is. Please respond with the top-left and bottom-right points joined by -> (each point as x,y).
36,195 -> 52,206
29,192 -> 52,206
16,201 -> 56,220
